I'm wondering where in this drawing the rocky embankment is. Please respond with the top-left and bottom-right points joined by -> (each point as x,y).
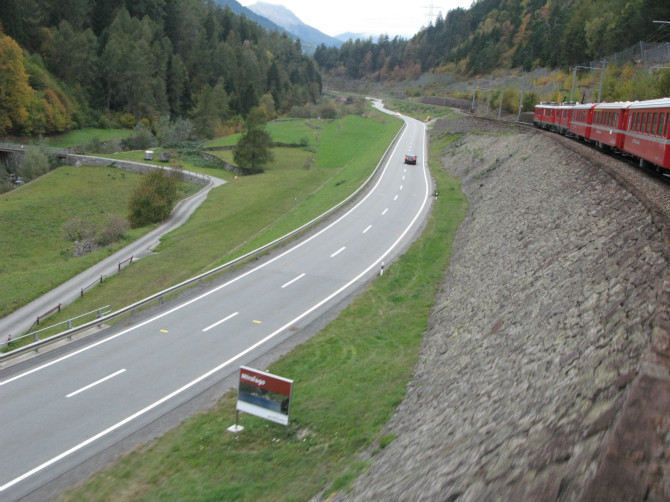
341,116 -> 670,501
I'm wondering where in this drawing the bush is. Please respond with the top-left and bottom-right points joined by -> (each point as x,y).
17,147 -> 50,180
119,113 -> 136,129
157,116 -> 195,147
128,169 -> 178,228
320,101 -> 338,119
62,216 -> 97,242
98,214 -> 129,245
124,123 -> 155,151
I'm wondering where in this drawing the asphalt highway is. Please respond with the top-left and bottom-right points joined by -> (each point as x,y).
0,106 -> 432,501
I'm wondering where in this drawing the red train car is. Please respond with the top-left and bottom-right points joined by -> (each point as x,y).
568,103 -> 597,140
533,103 -> 559,130
591,102 -> 631,151
623,98 -> 670,171
555,104 -> 573,135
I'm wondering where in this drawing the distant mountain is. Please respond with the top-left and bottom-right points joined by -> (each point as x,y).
246,2 -> 343,50
335,32 -> 373,43
214,0 -> 289,36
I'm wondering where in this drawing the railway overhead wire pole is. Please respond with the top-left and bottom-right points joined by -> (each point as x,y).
570,65 -> 603,103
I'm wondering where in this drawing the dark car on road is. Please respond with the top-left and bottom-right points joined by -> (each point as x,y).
404,154 -> 417,165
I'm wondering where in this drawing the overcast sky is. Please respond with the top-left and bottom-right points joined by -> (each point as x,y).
238,0 -> 475,39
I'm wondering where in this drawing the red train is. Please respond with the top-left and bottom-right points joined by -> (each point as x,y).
533,98 -> 670,174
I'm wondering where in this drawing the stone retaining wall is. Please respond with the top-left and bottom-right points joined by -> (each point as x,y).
65,154 -> 211,186
338,118 -> 669,501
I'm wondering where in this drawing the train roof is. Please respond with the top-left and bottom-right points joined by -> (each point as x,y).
594,101 -> 632,110
536,102 -> 577,108
627,97 -> 670,110
571,103 -> 599,110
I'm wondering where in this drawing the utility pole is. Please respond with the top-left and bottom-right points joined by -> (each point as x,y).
518,76 -> 525,121
570,65 -> 600,102
597,59 -> 607,102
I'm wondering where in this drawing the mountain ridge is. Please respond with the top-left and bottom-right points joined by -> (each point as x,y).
246,2 -> 343,49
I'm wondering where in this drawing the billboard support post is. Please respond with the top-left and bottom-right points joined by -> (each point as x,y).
227,409 -> 244,433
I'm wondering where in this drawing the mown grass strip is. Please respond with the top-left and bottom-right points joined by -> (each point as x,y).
62,130 -> 468,502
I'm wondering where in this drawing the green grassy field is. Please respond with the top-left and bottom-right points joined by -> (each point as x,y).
0,166 -> 171,318
61,127 -> 468,502
205,119 -> 323,149
3,111 -> 402,339
46,128 -> 133,148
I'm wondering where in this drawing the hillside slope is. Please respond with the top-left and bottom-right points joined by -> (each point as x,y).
338,117 -> 670,501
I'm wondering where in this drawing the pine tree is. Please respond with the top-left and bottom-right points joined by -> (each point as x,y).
233,107 -> 273,174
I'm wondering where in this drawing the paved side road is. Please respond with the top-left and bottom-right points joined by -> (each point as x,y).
0,167 -> 226,343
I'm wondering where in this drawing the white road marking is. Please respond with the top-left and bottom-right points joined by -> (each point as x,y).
66,369 -> 126,398
400,185 -> 403,190
330,247 -> 346,258
202,312 -> 239,332
381,208 -> 388,215
281,273 -> 306,289
394,195 -> 398,201
363,225 -> 372,233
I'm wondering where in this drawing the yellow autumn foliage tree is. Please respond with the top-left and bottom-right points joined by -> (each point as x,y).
0,33 -> 32,134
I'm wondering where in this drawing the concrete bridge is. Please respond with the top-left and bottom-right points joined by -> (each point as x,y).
0,142 -> 73,162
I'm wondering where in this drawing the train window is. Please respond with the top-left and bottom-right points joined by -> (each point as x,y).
652,113 -> 658,136
664,114 -> 670,137
657,113 -> 665,136
643,113 -> 649,134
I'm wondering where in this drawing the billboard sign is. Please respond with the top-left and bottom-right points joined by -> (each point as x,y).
236,366 -> 293,426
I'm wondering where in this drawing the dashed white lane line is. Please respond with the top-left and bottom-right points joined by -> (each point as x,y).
381,208 -> 388,216
66,369 -> 126,398
363,225 -> 372,234
281,273 -> 306,289
330,247 -> 346,258
203,312 -> 239,332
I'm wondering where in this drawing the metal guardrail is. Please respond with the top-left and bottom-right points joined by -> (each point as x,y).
3,306 -> 111,348
0,120 -> 407,361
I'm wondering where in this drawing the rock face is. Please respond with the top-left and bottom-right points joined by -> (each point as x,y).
342,117 -> 668,501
